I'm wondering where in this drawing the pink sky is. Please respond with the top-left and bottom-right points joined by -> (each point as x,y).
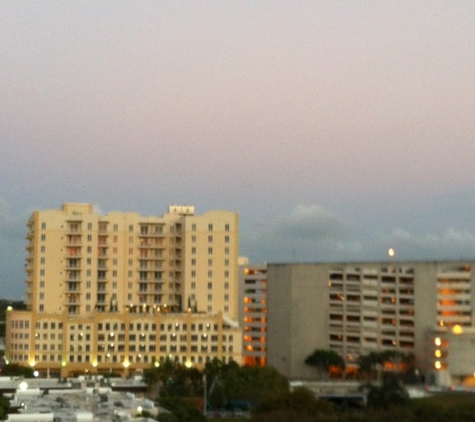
1,1 -> 475,297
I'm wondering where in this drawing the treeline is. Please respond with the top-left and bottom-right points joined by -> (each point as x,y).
143,360 -> 475,422
143,358 -> 288,420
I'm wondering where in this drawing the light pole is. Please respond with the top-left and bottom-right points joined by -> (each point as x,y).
203,373 -> 207,417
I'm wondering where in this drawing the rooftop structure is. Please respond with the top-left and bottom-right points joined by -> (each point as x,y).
1,375 -> 159,422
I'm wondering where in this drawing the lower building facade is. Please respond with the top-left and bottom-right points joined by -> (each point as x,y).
266,261 -> 475,385
6,306 -> 242,378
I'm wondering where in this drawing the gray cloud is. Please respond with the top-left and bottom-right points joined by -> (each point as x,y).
241,205 -> 475,264
362,227 -> 475,261
0,199 -> 29,298
276,205 -> 349,241
242,204 -> 352,262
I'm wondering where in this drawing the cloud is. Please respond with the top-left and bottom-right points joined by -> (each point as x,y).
363,227 -> 475,261
0,199 -> 29,298
241,205 -> 475,264
242,204 -> 351,262
276,205 -> 349,241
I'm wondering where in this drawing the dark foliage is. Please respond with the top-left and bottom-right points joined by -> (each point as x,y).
158,396 -> 207,422
1,363 -> 34,377
305,349 -> 345,378
357,351 -> 415,381
364,374 -> 410,410
0,395 -> 10,420
251,387 -> 335,422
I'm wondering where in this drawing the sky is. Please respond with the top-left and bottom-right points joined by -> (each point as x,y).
1,1 -> 475,298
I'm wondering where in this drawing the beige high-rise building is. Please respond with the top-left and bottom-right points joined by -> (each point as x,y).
6,203 -> 242,377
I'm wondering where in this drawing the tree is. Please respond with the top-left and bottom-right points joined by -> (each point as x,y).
364,374 -> 410,411
358,351 -> 415,381
143,359 -> 203,399
0,395 -> 10,420
251,386 -> 335,422
158,396 -> 207,422
202,359 -> 288,411
1,363 -> 34,378
304,349 -> 345,379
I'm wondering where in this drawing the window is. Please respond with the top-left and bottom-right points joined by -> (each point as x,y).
191,235 -> 196,243
208,282 -> 212,290
208,224 -> 213,231
191,282 -> 196,289
41,234 -> 46,241
208,235 -> 213,243
191,247 -> 196,254
225,223 -> 230,232
225,236 -> 230,243
208,247 -> 213,255
41,222 -> 46,230
191,270 -> 196,278
191,224 -> 196,231
208,259 -> 213,266
191,259 -> 196,266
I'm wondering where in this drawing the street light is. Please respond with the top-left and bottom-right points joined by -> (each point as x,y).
203,373 -> 207,417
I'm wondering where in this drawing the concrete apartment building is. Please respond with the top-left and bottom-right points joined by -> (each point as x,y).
267,261 -> 475,385
6,203 -> 242,377
238,260 -> 267,367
